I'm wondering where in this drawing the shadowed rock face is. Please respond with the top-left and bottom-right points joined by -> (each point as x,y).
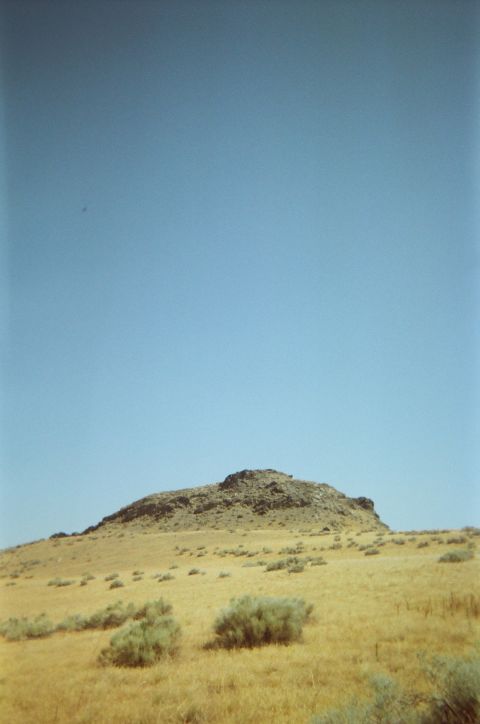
82,469 -> 388,534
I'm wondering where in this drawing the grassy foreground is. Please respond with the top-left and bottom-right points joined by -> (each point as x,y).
0,525 -> 478,723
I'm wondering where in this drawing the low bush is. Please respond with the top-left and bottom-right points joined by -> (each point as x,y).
104,573 -> 119,581
265,558 -> 288,571
364,548 -> 380,556
438,549 -> 474,563
311,650 -> 480,724
280,545 -> 304,555
58,601 -> 134,631
133,599 -> 172,622
98,616 -> 181,667
423,651 -> 480,722
208,595 -> 313,649
56,613 -> 89,632
157,573 -> 175,582
0,614 -> 55,641
109,579 -> 124,589
446,536 -> 467,545
56,599 -> 172,633
311,674 -> 417,723
288,562 -> 305,573
47,577 -> 75,587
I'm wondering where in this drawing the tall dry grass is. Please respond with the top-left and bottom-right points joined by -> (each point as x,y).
0,526 -> 478,723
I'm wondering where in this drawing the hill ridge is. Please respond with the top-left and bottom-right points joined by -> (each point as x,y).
82,469 -> 388,534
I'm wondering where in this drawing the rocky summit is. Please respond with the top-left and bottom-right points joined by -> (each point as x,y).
83,469 -> 388,534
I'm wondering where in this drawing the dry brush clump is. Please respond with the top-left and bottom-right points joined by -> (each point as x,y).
438,549 -> 474,563
104,572 -> 119,581
206,595 -> 313,649
311,650 -> 480,724
265,555 -> 326,572
0,598 -> 173,639
0,613 -> 55,641
311,674 -> 419,724
423,650 -> 480,722
109,578 -> 125,589
47,577 -> 75,587
98,617 -> 181,667
98,601 -> 180,667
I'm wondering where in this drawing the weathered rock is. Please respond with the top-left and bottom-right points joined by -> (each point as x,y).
81,469 -> 388,534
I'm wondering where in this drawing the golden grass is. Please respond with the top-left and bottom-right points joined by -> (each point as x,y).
0,527 -> 478,723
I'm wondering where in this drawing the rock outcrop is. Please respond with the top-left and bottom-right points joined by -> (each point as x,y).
83,469 -> 388,534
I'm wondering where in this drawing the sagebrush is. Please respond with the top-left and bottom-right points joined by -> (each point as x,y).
98,616 -> 181,667
209,595 -> 313,649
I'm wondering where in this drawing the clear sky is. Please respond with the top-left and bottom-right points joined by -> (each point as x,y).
1,0 -> 479,548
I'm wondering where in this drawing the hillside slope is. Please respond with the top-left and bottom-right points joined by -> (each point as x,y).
83,469 -> 388,534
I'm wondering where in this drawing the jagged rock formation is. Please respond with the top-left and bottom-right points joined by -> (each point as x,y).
82,469 -> 388,534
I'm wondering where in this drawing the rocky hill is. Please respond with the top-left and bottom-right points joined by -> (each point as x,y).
82,469 -> 388,534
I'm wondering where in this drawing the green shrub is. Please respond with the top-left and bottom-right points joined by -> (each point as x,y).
58,601 -> 135,631
311,675 -> 418,723
98,616 -> 181,667
157,573 -> 175,582
208,595 -> 313,649
288,562 -> 305,573
423,651 -> 480,722
311,651 -> 480,724
0,614 -> 55,641
133,599 -> 172,622
364,548 -> 380,556
446,536 -> 467,545
265,556 -> 305,571
47,577 -> 75,587
56,613 -> 89,632
280,545 -> 304,555
109,579 -> 124,589
218,571 -> 231,578
438,549 -> 474,563
188,568 -> 201,576
265,558 -> 288,571
57,599 -> 172,632
104,572 -> 119,581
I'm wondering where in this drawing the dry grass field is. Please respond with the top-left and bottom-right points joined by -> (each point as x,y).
0,525 -> 478,723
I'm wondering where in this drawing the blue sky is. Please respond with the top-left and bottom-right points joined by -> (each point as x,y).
1,0 -> 478,547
